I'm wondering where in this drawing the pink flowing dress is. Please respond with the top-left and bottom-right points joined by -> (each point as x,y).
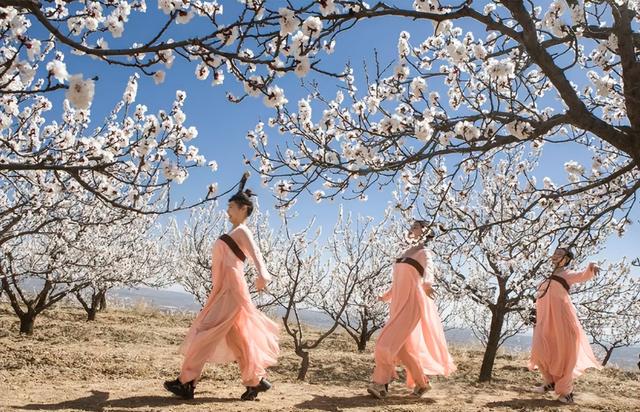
528,265 -> 601,396
372,246 -> 456,388
178,224 -> 280,386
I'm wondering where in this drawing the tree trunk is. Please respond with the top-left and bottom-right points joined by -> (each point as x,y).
19,314 -> 36,335
357,338 -> 367,352
357,321 -> 369,352
478,308 -> 506,382
601,347 -> 615,366
98,291 -> 107,312
296,349 -> 310,380
87,308 -> 97,321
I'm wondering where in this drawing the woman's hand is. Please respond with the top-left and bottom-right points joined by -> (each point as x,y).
256,276 -> 267,291
423,284 -> 435,299
589,262 -> 600,276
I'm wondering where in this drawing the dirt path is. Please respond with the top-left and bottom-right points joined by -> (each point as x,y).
1,306 -> 638,411
3,378 -> 638,412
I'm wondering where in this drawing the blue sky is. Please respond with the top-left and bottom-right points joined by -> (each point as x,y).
33,1 -> 639,269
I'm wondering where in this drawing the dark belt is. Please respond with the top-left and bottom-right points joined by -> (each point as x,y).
395,257 -> 424,277
537,274 -> 570,300
549,275 -> 570,292
219,234 -> 246,262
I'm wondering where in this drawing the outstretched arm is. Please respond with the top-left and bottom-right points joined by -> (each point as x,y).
564,262 -> 599,286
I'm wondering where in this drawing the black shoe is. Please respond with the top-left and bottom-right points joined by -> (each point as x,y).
164,378 -> 195,400
240,378 -> 272,401
241,387 -> 257,401
255,378 -> 272,393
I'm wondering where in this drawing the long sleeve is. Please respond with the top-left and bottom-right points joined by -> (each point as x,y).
562,263 -> 596,286
208,242 -> 224,298
234,225 -> 271,283
414,248 -> 434,286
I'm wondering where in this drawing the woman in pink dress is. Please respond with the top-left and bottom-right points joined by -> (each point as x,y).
529,247 -> 601,404
164,176 -> 279,401
367,220 -> 455,399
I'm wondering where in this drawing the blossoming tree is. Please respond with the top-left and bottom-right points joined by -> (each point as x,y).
239,1 -> 640,231
315,208 -> 400,351
409,150 -> 624,381
575,260 -> 640,366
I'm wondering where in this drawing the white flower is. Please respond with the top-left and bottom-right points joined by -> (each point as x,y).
46,60 -> 69,83
319,0 -> 337,16
67,16 -> 84,35
473,43 -> 487,60
564,160 -> 584,176
0,113 -> 12,131
394,64 -> 410,81
298,98 -> 312,123
414,119 -> 433,142
123,75 -> 138,104
217,25 -> 239,46
158,48 -> 175,68
294,56 -> 311,78
484,58 -> 515,83
274,179 -> 292,196
398,31 -> 411,60
106,14 -> 124,38
208,160 -> 218,172
153,70 -> 166,85
173,108 -> 186,125
134,104 -> 147,119
506,120 -> 532,140
429,91 -> 440,105
66,74 -> 95,110
263,86 -> 288,108
185,126 -> 198,140
446,39 -> 468,65
279,8 -> 299,36
322,39 -> 336,54
158,0 -> 177,14
588,71 -> 616,98
26,39 -> 41,61
176,10 -> 194,24
410,77 -> 426,100
454,121 -> 480,141
195,62 -> 210,80
301,16 -> 322,37
212,69 -> 224,85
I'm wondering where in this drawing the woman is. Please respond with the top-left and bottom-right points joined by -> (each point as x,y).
164,174 -> 279,401
367,220 -> 455,398
529,247 -> 601,404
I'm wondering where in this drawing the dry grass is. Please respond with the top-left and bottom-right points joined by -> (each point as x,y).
0,304 -> 638,411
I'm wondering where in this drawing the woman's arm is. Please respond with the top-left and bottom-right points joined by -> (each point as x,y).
415,248 -> 436,299
235,226 -> 271,290
563,262 -> 599,286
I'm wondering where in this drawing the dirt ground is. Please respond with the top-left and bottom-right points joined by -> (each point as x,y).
1,304 -> 638,411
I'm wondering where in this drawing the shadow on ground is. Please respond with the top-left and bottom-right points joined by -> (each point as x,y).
294,393 -> 436,411
485,397 -> 566,410
15,390 -> 237,411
